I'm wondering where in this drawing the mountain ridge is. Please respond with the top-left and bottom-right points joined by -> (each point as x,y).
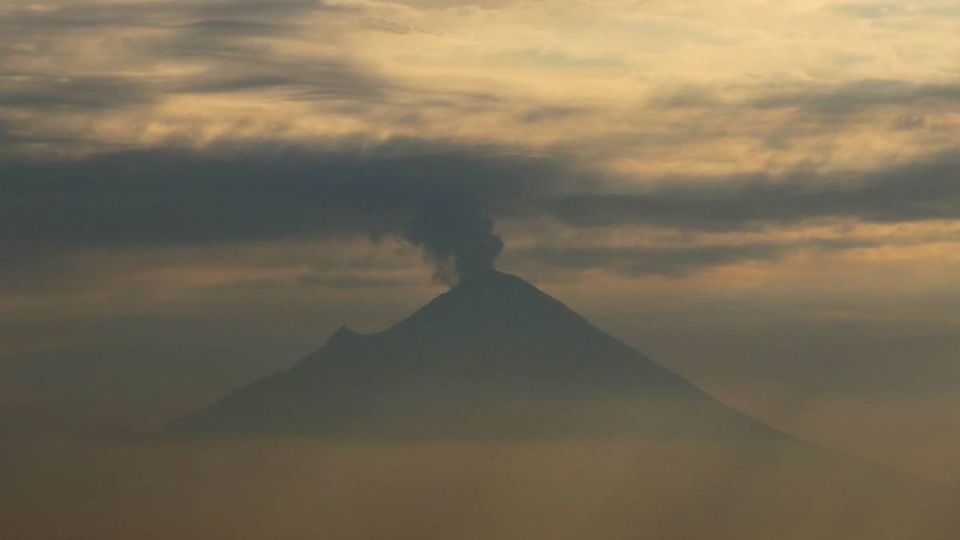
166,271 -> 783,440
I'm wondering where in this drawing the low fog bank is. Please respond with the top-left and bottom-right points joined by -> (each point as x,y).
2,437 -> 957,540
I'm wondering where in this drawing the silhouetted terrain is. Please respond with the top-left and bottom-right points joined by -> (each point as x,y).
169,271 -> 779,439
154,271 -> 960,540
3,271 -> 955,540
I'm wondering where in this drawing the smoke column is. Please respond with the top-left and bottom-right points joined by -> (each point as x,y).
400,190 -> 504,286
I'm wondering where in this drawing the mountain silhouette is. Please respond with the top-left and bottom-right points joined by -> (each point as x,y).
168,271 -> 786,439
158,271 -> 960,540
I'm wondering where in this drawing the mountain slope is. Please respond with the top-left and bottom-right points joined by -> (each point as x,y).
152,271 -> 960,540
168,271 -> 780,439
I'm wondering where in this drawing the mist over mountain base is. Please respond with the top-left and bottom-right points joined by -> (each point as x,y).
3,437 -> 957,540
6,273 -> 953,539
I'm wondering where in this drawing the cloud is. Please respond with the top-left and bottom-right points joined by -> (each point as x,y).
3,140 -> 958,283
0,75 -> 155,111
832,2 -> 960,20
0,140 -> 567,283
831,3 -> 900,19
516,106 -> 587,124
172,59 -> 390,100
0,0 -> 368,112
750,79 -> 960,115
553,152 -> 960,230
0,0 -> 336,32
510,236 -> 887,277
513,243 -> 785,277
2,0 -> 957,171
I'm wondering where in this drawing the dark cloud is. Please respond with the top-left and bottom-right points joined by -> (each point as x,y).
297,273 -> 414,289
175,19 -> 292,34
0,141 -> 563,284
0,0 -> 376,145
554,153 -> 960,230
0,75 -> 155,111
188,0 -> 339,18
0,3 -> 160,31
514,244 -> 785,277
511,237 -> 877,277
648,79 -> 960,124
0,118 -> 95,151
0,0 -> 394,131
750,79 -> 960,115
0,0 -> 336,31
173,59 -> 389,100
2,142 -> 958,283
516,106 -> 587,124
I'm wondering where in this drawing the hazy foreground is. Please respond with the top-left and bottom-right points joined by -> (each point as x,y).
3,436 -> 957,540
5,272 -> 958,539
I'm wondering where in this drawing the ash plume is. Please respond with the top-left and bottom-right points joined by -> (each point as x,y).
400,190 -> 504,286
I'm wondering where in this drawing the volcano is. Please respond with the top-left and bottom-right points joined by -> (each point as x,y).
155,271 -> 960,540
169,271 -> 789,439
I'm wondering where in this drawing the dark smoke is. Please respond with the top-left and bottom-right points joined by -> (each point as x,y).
400,190 -> 504,286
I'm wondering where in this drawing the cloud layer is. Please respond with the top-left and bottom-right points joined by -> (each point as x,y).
3,143 -> 957,282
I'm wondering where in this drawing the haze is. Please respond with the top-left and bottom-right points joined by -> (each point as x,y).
1,1 -> 959,537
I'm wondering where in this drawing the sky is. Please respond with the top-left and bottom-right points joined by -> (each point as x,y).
1,0 -> 959,483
